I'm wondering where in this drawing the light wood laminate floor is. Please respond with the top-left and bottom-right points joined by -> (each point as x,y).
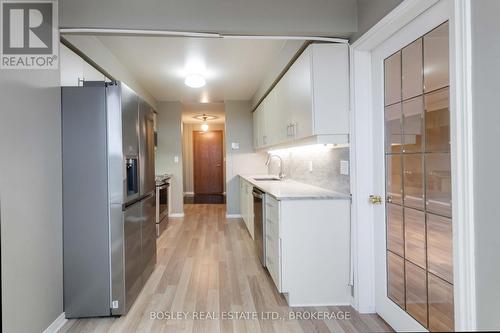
61,204 -> 393,333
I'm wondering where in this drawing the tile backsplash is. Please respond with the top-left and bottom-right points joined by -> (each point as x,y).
267,145 -> 350,194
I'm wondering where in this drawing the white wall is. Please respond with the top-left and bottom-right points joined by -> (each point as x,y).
0,71 -> 63,331
59,0 -> 357,37
156,102 -> 184,215
62,35 -> 157,108
351,0 -> 403,41
182,122 -> 226,194
470,0 -> 500,329
224,101 -> 267,215
60,43 -> 107,86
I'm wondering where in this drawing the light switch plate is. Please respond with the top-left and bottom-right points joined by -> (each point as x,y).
340,160 -> 349,175
231,142 -> 240,150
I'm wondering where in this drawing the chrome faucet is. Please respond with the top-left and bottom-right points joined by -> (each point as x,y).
265,154 -> 285,179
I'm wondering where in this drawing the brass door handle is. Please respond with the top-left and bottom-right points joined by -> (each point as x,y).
369,195 -> 383,204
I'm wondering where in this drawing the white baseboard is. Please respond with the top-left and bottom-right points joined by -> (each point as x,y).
43,312 -> 67,333
169,213 -> 185,218
226,214 -> 242,219
287,302 -> 351,307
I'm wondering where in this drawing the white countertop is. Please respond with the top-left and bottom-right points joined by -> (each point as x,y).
239,174 -> 350,201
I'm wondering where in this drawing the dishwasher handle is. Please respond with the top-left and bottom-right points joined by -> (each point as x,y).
252,189 -> 264,199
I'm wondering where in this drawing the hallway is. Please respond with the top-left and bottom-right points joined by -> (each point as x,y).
61,204 -> 392,333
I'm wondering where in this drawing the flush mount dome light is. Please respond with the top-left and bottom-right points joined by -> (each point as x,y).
184,74 -> 206,88
201,123 -> 209,132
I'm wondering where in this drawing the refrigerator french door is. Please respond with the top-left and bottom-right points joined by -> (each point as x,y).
62,81 -> 157,318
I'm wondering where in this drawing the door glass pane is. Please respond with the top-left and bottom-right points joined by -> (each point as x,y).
405,261 -> 428,327
402,96 -> 424,153
388,251 -> 405,309
426,153 -> 452,217
427,214 -> 453,283
387,204 -> 404,256
403,154 -> 424,209
402,38 -> 423,100
428,273 -> 454,332
385,103 -> 402,153
424,22 -> 449,92
385,51 -> 402,106
386,155 -> 402,205
404,208 -> 426,268
425,87 -> 450,152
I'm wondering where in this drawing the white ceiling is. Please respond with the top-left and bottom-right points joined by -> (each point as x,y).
96,36 -> 289,103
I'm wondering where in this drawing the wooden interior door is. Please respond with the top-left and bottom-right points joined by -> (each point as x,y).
193,130 -> 224,194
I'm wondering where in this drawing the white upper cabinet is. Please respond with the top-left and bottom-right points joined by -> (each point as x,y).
285,47 -> 313,140
253,43 -> 349,149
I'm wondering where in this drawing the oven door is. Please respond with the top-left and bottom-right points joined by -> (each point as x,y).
156,183 -> 169,223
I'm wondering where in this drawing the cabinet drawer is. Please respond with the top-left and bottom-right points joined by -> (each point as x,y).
266,238 -> 281,290
266,207 -> 278,223
266,202 -> 279,224
266,216 -> 278,236
266,233 -> 278,254
266,195 -> 279,207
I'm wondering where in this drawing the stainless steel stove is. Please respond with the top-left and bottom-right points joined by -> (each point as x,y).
155,174 -> 171,237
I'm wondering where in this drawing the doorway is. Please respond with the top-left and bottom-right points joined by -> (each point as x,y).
181,105 -> 226,205
193,130 -> 224,194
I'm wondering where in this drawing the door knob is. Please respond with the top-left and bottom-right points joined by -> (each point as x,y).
369,195 -> 383,204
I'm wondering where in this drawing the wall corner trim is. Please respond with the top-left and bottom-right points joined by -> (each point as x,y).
42,313 -> 67,333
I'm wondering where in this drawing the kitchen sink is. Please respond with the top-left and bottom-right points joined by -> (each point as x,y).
253,177 -> 281,181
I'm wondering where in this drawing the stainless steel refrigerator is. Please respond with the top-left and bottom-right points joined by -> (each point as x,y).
62,81 -> 156,318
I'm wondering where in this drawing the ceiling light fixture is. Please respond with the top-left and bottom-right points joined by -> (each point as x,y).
184,74 -> 206,88
194,114 -> 215,132
193,114 -> 218,121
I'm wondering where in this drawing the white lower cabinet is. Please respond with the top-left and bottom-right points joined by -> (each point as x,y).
264,195 -> 351,306
265,195 -> 281,291
240,178 -> 254,239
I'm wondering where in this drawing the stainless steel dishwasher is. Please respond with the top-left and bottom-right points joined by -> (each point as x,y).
252,188 -> 266,267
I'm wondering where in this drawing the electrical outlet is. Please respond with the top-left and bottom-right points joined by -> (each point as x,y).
340,160 -> 349,175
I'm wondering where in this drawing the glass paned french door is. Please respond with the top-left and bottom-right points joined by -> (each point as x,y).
383,21 -> 454,331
